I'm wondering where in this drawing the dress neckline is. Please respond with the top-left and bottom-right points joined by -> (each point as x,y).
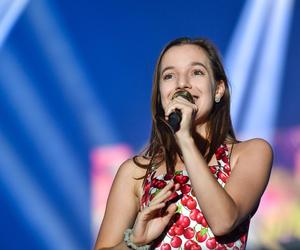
152,164 -> 221,179
149,142 -> 232,180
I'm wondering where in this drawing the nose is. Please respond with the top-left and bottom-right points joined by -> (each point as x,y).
177,77 -> 192,89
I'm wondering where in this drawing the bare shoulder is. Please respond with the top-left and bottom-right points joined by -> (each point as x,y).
116,156 -> 148,178
95,157 -> 149,248
116,156 -> 150,198
236,138 -> 273,156
224,138 -> 274,224
233,138 -> 273,170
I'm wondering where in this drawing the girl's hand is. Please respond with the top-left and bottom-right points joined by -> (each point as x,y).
165,96 -> 198,139
130,180 -> 180,246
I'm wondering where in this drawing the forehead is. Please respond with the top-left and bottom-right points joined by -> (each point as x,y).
160,44 -> 210,70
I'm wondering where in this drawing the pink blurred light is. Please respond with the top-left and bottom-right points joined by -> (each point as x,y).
90,144 -> 133,238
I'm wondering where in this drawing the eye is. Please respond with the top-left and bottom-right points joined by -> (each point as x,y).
162,73 -> 174,80
192,69 -> 204,76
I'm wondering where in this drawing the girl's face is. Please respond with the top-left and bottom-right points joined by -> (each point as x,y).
159,44 -> 223,123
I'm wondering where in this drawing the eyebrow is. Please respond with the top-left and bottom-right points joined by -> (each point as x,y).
161,62 -> 208,75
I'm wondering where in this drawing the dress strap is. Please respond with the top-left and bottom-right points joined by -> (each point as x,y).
228,143 -> 234,166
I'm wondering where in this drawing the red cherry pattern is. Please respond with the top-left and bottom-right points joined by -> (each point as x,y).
183,227 -> 195,239
170,236 -> 182,248
181,194 -> 191,206
166,191 -> 179,203
223,163 -> 231,173
217,171 -> 229,184
196,228 -> 208,242
174,173 -> 189,184
195,211 -> 203,222
174,225 -> 184,236
215,146 -> 225,159
216,244 -> 227,250
181,184 -> 192,194
152,178 -> 167,189
189,209 -> 200,221
240,234 -> 247,243
226,242 -> 234,247
191,245 -> 202,250
141,144 -> 247,249
164,173 -> 174,181
167,225 -> 176,237
206,237 -> 217,249
184,240 -> 199,250
186,197 -> 197,210
176,214 -> 191,228
209,166 -> 217,174
160,243 -> 171,250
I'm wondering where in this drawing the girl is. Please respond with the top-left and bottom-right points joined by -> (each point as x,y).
94,37 -> 273,250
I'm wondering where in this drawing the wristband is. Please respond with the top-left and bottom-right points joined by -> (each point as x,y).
123,229 -> 150,250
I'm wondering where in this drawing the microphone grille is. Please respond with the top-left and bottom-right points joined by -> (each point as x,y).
171,90 -> 195,104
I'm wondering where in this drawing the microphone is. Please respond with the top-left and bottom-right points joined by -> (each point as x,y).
168,90 -> 195,133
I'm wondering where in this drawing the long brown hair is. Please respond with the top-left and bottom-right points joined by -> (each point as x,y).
134,37 -> 239,178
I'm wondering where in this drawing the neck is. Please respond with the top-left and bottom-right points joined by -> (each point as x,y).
195,123 -> 210,141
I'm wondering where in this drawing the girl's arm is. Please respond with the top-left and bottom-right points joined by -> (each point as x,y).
94,159 -> 141,249
178,136 -> 273,236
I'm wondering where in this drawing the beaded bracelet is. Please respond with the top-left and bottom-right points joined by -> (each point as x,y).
123,229 -> 150,250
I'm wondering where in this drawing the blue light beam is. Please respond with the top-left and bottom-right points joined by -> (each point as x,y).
0,0 -> 29,48
240,0 -> 294,142
26,0 -> 119,147
0,132 -> 83,250
0,46 -> 89,240
225,0 -> 272,128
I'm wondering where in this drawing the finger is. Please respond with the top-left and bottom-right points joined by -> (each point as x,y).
174,183 -> 181,190
150,184 -> 182,207
175,96 -> 195,105
173,98 -> 198,113
156,179 -> 175,194
164,99 -> 187,119
150,180 -> 175,202
173,96 -> 196,106
154,183 -> 181,206
166,203 -> 178,215
165,101 -> 196,118
150,189 -> 175,206
142,202 -> 166,219
161,203 -> 178,223
164,103 -> 186,118
178,100 -> 198,113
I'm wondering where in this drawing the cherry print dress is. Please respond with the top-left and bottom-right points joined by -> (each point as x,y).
141,143 -> 250,250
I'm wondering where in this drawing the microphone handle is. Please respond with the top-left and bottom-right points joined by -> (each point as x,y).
168,110 -> 181,133
167,90 -> 194,133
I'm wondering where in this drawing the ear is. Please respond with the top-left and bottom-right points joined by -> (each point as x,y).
214,80 -> 225,102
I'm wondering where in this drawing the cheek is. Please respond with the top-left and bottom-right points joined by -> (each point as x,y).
195,95 -> 211,107
201,82 -> 215,99
194,98 -> 214,120
160,98 -> 167,111
194,94 -> 214,113
159,85 -> 171,109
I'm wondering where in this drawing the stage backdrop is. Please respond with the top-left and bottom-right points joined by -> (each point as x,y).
0,0 -> 299,250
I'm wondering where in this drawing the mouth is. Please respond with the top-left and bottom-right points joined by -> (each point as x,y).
170,91 -> 198,103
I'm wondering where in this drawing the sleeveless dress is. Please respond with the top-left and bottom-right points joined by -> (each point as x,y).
141,143 -> 250,250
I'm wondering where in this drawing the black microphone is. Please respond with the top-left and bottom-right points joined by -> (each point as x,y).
168,90 -> 195,133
